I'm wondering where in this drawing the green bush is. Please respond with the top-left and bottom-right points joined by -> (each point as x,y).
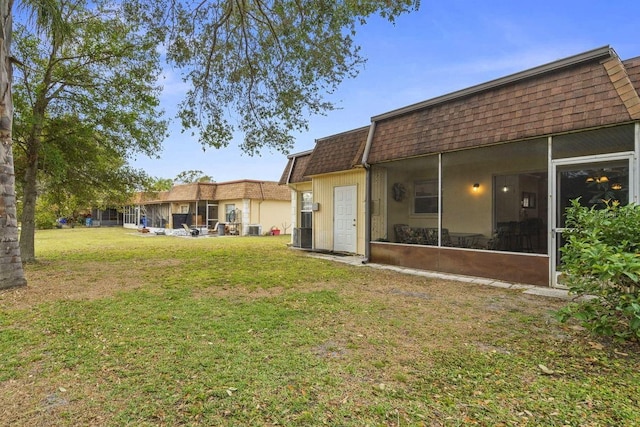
557,199 -> 640,341
34,207 -> 58,230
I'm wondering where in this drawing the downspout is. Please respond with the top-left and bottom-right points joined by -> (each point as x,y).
361,120 -> 377,264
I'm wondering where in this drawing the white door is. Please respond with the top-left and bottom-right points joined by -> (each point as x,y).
334,185 -> 357,253
551,154 -> 634,287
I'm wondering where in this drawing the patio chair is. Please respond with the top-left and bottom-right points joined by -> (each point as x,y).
422,228 -> 439,246
394,224 -> 418,244
441,228 -> 453,246
182,223 -> 199,237
488,226 -> 510,251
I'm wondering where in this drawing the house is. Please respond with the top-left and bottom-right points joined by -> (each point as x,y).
280,127 -> 369,254
123,180 -> 291,236
282,45 -> 640,287
89,208 -> 122,226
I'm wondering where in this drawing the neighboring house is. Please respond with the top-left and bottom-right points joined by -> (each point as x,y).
280,127 -> 369,255
124,180 -> 291,236
89,208 -> 122,226
281,45 -> 640,288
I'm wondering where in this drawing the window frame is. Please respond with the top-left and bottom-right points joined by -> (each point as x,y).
413,179 -> 439,215
225,204 -> 236,222
300,191 -> 313,228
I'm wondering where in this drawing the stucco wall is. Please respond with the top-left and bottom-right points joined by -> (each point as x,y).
250,199 -> 291,235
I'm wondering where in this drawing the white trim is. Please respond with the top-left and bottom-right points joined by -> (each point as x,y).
547,136 -> 554,287
550,151 -> 635,287
551,151 -> 635,166
437,153 -> 443,246
242,199 -> 250,235
635,122 -> 640,205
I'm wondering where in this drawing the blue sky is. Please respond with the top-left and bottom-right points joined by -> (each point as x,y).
130,0 -> 640,183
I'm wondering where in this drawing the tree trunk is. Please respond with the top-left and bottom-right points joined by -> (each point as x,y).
19,138 -> 39,262
0,0 -> 27,289
17,15 -> 52,263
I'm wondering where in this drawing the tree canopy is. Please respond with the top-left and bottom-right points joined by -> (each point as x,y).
124,0 -> 420,155
144,176 -> 175,192
1,0 -> 419,286
11,0 -> 168,260
174,170 -> 214,183
14,115 -> 151,226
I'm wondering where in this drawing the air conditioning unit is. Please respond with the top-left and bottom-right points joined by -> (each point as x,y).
248,225 -> 262,236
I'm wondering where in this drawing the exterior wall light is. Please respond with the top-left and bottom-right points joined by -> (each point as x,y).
472,183 -> 480,192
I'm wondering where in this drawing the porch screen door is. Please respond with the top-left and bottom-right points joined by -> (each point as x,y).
551,154 -> 633,287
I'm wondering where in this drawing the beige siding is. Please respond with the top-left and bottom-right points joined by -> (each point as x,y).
312,170 -> 366,254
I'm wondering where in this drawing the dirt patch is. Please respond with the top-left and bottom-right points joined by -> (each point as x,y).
0,259 -> 180,310
0,370 -> 112,427
4,229 -> 639,426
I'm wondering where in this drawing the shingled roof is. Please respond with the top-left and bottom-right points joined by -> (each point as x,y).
367,46 -> 640,164
279,150 -> 313,185
214,180 -> 290,201
623,56 -> 640,90
303,126 -> 369,177
134,180 -> 289,204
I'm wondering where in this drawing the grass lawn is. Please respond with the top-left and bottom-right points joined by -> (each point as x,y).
1,227 -> 639,426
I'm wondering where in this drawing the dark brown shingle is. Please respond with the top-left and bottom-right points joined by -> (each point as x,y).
623,56 -> 640,91
368,51 -> 638,164
304,126 -> 369,177
279,152 -> 312,185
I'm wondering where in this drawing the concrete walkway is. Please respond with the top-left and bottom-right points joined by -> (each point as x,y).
307,252 -> 572,300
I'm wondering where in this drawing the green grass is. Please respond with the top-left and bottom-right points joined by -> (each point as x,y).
1,227 -> 639,426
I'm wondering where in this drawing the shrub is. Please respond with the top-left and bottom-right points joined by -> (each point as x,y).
557,199 -> 640,342
35,207 -> 58,230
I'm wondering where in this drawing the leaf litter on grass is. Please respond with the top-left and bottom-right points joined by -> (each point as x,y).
0,228 -> 639,426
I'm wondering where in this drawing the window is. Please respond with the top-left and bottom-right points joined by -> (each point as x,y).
414,180 -> 438,214
301,191 -> 312,211
300,191 -> 312,228
180,204 -> 189,214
